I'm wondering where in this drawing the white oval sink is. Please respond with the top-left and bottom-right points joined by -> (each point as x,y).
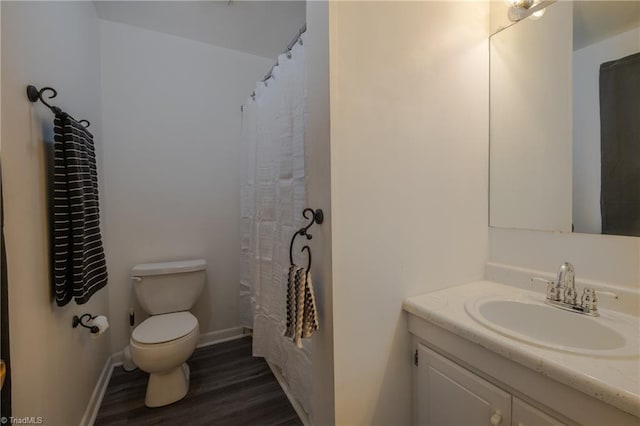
465,295 -> 640,358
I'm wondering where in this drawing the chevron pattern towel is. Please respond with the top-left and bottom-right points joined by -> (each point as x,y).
53,113 -> 108,306
285,265 -> 318,348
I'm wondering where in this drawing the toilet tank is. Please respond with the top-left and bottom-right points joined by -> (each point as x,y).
132,259 -> 206,315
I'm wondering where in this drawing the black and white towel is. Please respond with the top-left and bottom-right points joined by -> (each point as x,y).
284,265 -> 298,339
285,265 -> 319,348
53,113 -> 107,306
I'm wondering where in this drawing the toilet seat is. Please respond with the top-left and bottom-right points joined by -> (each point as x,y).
132,312 -> 198,344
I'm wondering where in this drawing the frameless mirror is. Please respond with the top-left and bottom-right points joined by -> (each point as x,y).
489,1 -> 640,236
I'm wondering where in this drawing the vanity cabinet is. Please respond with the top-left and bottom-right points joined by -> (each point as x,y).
406,283 -> 640,426
512,397 -> 565,426
417,344 -> 511,425
416,344 -> 565,426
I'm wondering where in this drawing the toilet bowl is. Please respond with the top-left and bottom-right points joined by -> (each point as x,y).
129,259 -> 206,407
130,312 -> 199,407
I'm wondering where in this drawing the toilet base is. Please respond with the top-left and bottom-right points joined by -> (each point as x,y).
145,363 -> 190,407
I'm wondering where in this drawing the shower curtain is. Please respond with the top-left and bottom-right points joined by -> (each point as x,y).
599,52 -> 640,236
239,36 -> 311,415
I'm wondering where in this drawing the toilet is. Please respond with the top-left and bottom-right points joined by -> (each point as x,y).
129,259 -> 206,407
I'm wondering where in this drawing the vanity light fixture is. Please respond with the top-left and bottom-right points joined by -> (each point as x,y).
530,6 -> 546,20
507,0 -> 552,22
506,0 -> 534,9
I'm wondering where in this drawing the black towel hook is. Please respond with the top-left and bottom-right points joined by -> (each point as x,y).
301,246 -> 312,275
27,86 -> 60,113
26,85 -> 90,128
289,208 -> 324,272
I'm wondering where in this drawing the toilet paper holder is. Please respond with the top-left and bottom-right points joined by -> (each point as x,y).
72,313 -> 100,334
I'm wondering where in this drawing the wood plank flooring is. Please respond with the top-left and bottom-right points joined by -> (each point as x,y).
95,336 -> 302,426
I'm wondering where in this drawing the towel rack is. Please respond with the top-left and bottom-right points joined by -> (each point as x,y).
289,208 -> 324,275
26,85 -> 90,128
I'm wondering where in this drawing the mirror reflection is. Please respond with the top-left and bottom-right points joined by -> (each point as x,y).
489,1 -> 640,236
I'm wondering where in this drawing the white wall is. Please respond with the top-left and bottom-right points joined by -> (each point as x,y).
490,0 -> 513,34
1,2 -> 109,424
572,27 -> 640,234
490,1 -> 573,232
305,2 -> 335,425
328,2 -> 490,424
99,20 -> 273,353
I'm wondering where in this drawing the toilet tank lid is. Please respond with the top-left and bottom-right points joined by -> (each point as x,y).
132,259 -> 206,277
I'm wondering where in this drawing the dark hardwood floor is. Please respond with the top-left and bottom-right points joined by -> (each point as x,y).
95,336 -> 302,426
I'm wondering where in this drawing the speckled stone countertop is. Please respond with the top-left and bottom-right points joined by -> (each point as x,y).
403,281 -> 640,418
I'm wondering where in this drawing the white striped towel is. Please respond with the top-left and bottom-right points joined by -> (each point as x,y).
53,112 -> 107,306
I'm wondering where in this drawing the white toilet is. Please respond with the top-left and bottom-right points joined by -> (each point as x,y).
129,259 -> 206,407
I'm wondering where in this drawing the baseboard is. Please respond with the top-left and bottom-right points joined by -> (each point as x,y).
110,326 -> 248,366
267,361 -> 311,426
80,354 -> 114,426
111,350 -> 123,366
196,326 -> 248,348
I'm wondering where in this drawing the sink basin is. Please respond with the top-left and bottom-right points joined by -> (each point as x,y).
465,295 -> 640,358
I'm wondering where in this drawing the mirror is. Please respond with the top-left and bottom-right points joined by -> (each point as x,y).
489,1 -> 640,236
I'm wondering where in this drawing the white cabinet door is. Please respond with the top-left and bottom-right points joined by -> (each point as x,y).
512,397 -> 565,426
417,344 -> 511,426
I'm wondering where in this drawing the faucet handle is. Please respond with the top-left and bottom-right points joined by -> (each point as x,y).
531,277 -> 561,301
580,288 -> 619,315
580,288 -> 597,313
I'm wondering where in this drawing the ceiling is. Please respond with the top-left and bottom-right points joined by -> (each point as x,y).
573,1 -> 640,50
94,1 -> 306,59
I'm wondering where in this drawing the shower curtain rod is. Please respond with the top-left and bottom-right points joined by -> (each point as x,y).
263,23 -> 306,82
241,23 -> 306,112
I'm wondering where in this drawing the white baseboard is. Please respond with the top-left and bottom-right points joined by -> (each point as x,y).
80,354 -> 114,426
110,326 -> 248,366
82,326 -> 248,425
111,350 -> 123,367
267,361 -> 311,426
196,326 -> 247,348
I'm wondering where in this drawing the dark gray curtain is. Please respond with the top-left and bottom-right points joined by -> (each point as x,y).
600,52 -> 640,236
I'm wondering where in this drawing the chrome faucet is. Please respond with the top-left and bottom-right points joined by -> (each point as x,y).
557,262 -> 576,305
531,262 -> 618,316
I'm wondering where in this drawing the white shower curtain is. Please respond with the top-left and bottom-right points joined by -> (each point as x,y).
239,36 -> 312,415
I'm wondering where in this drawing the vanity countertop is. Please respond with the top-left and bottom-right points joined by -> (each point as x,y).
403,281 -> 640,418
